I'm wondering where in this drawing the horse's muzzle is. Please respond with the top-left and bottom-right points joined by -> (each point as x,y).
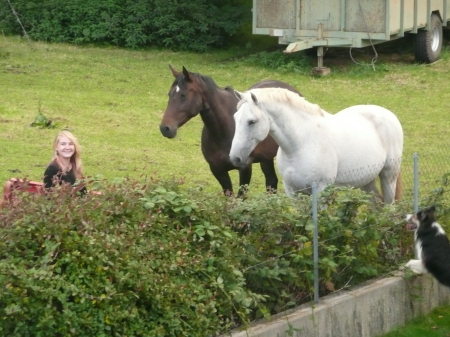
230,155 -> 246,168
159,124 -> 177,138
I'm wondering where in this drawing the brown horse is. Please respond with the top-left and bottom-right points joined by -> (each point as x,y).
159,66 -> 302,196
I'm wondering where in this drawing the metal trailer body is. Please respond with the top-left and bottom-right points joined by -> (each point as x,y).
253,0 -> 450,66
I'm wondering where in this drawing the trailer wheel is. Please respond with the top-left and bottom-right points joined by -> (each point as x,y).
414,13 -> 443,63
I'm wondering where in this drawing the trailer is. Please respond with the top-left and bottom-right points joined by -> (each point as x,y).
253,0 -> 450,71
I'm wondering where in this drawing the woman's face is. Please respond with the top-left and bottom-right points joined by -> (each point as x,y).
56,136 -> 75,159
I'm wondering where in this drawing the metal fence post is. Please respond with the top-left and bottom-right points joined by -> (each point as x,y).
413,153 -> 419,259
312,181 -> 319,303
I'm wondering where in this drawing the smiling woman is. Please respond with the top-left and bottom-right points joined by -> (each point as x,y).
1,130 -> 87,207
43,130 -> 86,194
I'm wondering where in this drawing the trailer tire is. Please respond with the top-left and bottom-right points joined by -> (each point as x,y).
414,13 -> 443,63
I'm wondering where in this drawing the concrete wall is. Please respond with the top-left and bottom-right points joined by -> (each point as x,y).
223,273 -> 450,337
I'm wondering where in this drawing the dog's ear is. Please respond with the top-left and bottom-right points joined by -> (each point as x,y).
418,206 -> 436,222
417,210 -> 426,221
425,205 -> 436,219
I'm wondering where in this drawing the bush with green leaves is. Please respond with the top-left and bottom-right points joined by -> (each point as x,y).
0,0 -> 250,51
225,186 -> 413,318
421,172 -> 450,223
0,178 -> 263,336
1,176 -> 448,336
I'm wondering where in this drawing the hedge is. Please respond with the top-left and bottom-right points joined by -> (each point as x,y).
2,175 -> 449,336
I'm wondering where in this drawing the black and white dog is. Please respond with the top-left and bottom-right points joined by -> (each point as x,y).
405,205 -> 450,287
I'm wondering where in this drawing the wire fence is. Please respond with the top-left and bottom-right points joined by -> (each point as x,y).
402,151 -> 450,208
284,149 -> 450,204
283,150 -> 450,303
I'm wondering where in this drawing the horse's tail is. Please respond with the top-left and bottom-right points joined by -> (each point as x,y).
394,171 -> 402,201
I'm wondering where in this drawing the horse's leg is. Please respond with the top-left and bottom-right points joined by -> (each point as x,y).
379,163 -> 402,204
210,166 -> 234,196
282,179 -> 312,197
237,165 -> 252,197
394,172 -> 403,201
259,160 -> 278,193
283,180 -> 327,198
361,180 -> 382,201
283,180 -> 297,197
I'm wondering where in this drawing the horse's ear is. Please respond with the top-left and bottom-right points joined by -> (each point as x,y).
234,90 -> 243,100
251,92 -> 258,104
182,66 -> 191,81
169,64 -> 180,78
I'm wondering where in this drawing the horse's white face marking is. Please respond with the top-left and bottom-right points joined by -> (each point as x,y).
176,86 -> 180,93
230,93 -> 270,167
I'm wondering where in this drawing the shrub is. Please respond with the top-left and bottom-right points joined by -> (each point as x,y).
0,178 -> 262,336
226,186 -> 412,317
2,176 -> 447,335
0,0 -> 250,51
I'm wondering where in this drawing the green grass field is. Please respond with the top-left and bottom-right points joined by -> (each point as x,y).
1,35 -> 450,199
377,305 -> 450,337
2,34 -> 450,336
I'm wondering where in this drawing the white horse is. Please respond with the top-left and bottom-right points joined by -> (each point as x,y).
229,88 -> 403,203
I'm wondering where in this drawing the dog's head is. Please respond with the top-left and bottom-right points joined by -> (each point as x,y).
406,205 -> 436,231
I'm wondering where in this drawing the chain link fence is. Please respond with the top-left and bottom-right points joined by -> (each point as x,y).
402,151 -> 450,208
289,149 -> 450,206
305,149 -> 450,303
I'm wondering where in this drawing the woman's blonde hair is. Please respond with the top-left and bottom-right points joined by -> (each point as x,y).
49,130 -> 83,179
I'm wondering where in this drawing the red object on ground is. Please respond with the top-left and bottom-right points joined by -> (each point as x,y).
1,179 -> 44,208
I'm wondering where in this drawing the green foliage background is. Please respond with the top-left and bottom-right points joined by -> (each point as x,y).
0,0 -> 250,51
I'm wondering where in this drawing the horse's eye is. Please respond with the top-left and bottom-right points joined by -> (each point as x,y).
180,93 -> 187,99
248,120 -> 256,126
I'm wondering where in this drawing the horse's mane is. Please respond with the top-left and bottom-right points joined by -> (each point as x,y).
173,72 -> 222,92
241,88 -> 324,116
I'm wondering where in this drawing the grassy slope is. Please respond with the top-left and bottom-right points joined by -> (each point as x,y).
1,35 -> 450,196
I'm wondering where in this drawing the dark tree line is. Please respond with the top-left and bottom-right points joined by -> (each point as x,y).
0,0 -> 251,51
